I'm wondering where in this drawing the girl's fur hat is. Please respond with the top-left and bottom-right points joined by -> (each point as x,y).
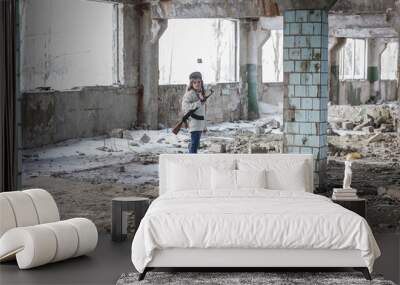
189,71 -> 202,80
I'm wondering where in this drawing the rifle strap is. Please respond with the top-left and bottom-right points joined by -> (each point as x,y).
190,113 -> 204,120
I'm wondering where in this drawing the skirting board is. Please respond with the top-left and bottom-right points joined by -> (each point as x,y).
148,248 -> 366,268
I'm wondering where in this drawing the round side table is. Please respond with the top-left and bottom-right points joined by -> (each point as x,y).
111,196 -> 150,242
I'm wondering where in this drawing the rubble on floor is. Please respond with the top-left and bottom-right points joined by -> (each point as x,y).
329,102 -> 399,133
328,132 -> 399,162
22,103 -> 400,234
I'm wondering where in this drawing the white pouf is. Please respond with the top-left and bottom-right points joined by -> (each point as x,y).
0,189 -> 98,269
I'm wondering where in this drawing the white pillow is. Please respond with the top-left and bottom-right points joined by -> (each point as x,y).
167,161 -> 235,192
167,162 -> 203,191
211,169 -> 267,191
238,159 -> 308,192
266,165 -> 307,191
236,169 -> 267,189
211,168 -> 236,191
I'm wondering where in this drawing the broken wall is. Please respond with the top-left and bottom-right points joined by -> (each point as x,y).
261,83 -> 284,106
22,86 -> 138,148
21,1 -> 141,148
338,80 -> 398,105
158,83 -> 244,128
260,80 -> 398,108
381,80 -> 398,102
338,80 -> 370,105
20,0 -> 116,91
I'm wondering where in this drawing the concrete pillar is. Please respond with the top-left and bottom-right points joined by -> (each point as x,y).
386,1 -> 400,101
367,38 -> 387,102
239,19 -> 270,120
282,10 -> 329,191
256,27 -> 271,110
239,21 -> 250,120
138,6 -> 167,129
122,4 -> 140,87
329,37 -> 346,105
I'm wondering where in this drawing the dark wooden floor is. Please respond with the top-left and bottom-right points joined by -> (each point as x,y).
0,233 -> 133,285
1,233 -> 398,285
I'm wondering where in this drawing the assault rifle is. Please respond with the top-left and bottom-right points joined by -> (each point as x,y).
172,89 -> 214,135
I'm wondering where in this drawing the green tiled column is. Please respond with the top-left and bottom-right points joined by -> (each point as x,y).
247,64 -> 258,118
240,20 -> 270,120
367,38 -> 387,101
367,66 -> 379,83
283,10 -> 329,191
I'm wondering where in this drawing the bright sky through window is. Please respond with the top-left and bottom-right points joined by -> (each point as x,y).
159,19 -> 237,84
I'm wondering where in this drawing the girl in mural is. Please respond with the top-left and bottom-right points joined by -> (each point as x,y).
181,72 -> 207,153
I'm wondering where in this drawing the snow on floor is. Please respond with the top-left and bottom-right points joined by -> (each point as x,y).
26,100 -> 388,184
23,101 -> 397,172
58,162 -> 159,186
208,103 -> 283,135
22,114 -> 284,185
24,129 -> 188,159
22,131 -> 187,184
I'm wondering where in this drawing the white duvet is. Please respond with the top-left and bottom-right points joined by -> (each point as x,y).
131,190 -> 380,273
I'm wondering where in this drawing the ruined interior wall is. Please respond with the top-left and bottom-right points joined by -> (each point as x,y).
338,80 -> 370,105
22,86 -> 138,148
21,0 -> 115,91
261,80 -> 398,108
158,83 -> 244,128
338,80 -> 398,105
381,80 -> 398,102
21,1 -> 141,148
328,104 -> 398,126
261,83 -> 284,106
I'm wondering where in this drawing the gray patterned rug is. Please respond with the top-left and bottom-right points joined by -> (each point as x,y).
116,271 -> 396,285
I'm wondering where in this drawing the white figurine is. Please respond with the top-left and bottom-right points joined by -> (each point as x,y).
343,156 -> 353,189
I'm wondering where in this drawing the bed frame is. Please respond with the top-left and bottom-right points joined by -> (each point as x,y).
138,248 -> 371,280
138,154 -> 372,281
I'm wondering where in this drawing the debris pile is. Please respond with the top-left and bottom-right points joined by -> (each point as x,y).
22,103 -> 400,234
329,103 -> 398,133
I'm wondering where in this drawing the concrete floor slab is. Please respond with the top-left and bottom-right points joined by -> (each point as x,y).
0,233 -> 133,285
1,233 -> 398,285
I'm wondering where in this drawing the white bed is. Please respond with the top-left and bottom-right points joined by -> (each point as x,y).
131,154 -> 380,280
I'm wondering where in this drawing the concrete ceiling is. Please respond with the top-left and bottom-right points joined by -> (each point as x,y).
330,27 -> 398,38
260,14 -> 399,38
329,14 -> 398,38
134,0 -> 400,38
331,0 -> 396,14
150,0 -> 280,19
144,0 -> 397,18
276,0 -> 338,11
